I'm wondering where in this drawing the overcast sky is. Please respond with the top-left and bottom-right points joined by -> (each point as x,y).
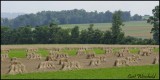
1,1 -> 159,16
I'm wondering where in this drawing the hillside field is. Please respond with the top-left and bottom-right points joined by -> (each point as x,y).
60,21 -> 153,39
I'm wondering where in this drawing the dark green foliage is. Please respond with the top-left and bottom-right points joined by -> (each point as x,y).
131,14 -> 142,21
1,9 -> 142,28
17,26 -> 33,44
147,5 -> 159,44
0,10 -> 153,45
33,26 -> 50,44
92,29 -> 103,44
71,26 -> 79,43
79,29 -> 88,44
101,31 -> 112,44
1,26 -> 11,44
111,10 -> 125,44
1,25 -> 155,45
122,36 -> 156,45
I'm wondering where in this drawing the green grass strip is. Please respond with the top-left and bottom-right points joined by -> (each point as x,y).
1,64 -> 159,79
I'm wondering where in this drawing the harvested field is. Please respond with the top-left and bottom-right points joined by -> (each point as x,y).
1,44 -> 158,49
1,44 -> 159,79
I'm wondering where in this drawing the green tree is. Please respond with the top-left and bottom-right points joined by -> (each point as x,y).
79,29 -> 88,44
102,31 -> 112,44
33,26 -> 50,44
17,26 -> 33,44
71,26 -> 79,43
147,5 -> 159,44
111,10 -> 125,44
92,29 -> 103,43
131,14 -> 142,21
57,29 -> 71,43
87,25 -> 95,43
1,9 -> 132,28
1,26 -> 11,44
47,22 -> 62,43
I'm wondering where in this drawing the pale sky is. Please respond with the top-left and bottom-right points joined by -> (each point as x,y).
1,1 -> 159,16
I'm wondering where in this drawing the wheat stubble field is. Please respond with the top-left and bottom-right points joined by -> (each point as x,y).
1,44 -> 159,79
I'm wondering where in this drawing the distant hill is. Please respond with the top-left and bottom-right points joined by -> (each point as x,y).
1,9 -> 143,28
1,12 -> 26,19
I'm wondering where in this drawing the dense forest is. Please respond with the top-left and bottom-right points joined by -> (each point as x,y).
1,9 -> 142,28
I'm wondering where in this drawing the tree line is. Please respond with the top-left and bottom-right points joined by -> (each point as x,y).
2,5 -> 159,45
1,24 -> 155,45
1,10 -> 156,45
1,9 -> 142,28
